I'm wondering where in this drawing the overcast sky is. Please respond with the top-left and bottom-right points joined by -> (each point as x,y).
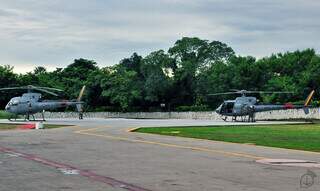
1,0 -> 319,73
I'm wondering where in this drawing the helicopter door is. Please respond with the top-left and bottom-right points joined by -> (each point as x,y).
224,102 -> 234,114
221,102 -> 234,114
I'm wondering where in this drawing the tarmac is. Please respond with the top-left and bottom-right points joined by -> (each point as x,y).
0,118 -> 319,191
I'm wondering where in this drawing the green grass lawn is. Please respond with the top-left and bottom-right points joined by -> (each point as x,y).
0,124 -> 22,130
0,124 -> 68,130
0,111 -> 16,119
135,124 -> 320,152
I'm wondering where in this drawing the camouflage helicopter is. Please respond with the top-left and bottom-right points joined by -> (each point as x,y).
0,85 -> 86,121
210,89 -> 315,122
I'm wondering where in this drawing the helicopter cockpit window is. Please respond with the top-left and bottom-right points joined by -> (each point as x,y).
10,100 -> 19,106
222,102 -> 234,113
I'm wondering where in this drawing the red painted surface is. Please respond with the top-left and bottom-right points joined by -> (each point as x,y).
0,146 -> 152,191
18,124 -> 36,129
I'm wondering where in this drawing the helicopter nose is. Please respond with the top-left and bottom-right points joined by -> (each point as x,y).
5,105 -> 10,111
215,108 -> 220,114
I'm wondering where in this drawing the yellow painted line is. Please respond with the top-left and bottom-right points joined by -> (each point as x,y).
75,127 -> 102,134
126,127 -> 140,132
74,127 -> 265,160
46,125 -> 79,130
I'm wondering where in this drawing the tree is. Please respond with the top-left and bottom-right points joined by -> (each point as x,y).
60,58 -> 99,99
0,65 -> 18,108
34,66 -> 47,75
169,37 -> 235,71
0,65 -> 18,87
1,37 -> 319,111
101,65 -> 143,111
119,53 -> 143,75
85,68 -> 110,109
140,50 -> 174,106
168,37 -> 234,107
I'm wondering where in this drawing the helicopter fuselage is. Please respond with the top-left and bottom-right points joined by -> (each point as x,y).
5,93 -> 81,115
215,96 -> 297,117
211,89 -> 314,122
0,85 -> 86,121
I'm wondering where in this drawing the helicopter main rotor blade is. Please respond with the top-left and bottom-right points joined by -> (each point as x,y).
32,87 -> 59,96
208,92 -> 238,96
208,90 -> 294,96
36,86 -> 64,92
0,86 -> 32,91
0,85 -> 61,96
0,86 -> 61,91
0,87 -> 21,91
26,85 -> 63,92
247,91 -> 294,94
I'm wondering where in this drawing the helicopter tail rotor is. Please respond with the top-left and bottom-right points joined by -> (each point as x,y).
303,90 -> 315,114
304,90 -> 315,107
76,86 -> 86,120
77,85 -> 86,102
76,85 -> 86,112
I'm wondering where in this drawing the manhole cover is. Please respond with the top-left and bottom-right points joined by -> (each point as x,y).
256,159 -> 320,168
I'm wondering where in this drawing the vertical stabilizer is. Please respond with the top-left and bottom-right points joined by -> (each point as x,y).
303,90 -> 315,114
76,86 -> 86,119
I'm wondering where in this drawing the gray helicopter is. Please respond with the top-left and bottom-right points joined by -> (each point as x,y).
0,85 -> 86,121
210,89 -> 315,122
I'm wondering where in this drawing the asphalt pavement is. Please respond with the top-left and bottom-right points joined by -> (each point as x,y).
0,118 -> 319,191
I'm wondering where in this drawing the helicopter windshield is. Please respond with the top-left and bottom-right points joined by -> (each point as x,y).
221,101 -> 235,114
8,98 -> 20,106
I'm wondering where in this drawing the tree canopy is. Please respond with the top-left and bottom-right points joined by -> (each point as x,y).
0,37 -> 319,111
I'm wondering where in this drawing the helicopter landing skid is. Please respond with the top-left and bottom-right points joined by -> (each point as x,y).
240,115 -> 256,122
221,115 -> 256,122
8,114 -> 46,122
8,118 -> 46,122
221,116 -> 238,122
